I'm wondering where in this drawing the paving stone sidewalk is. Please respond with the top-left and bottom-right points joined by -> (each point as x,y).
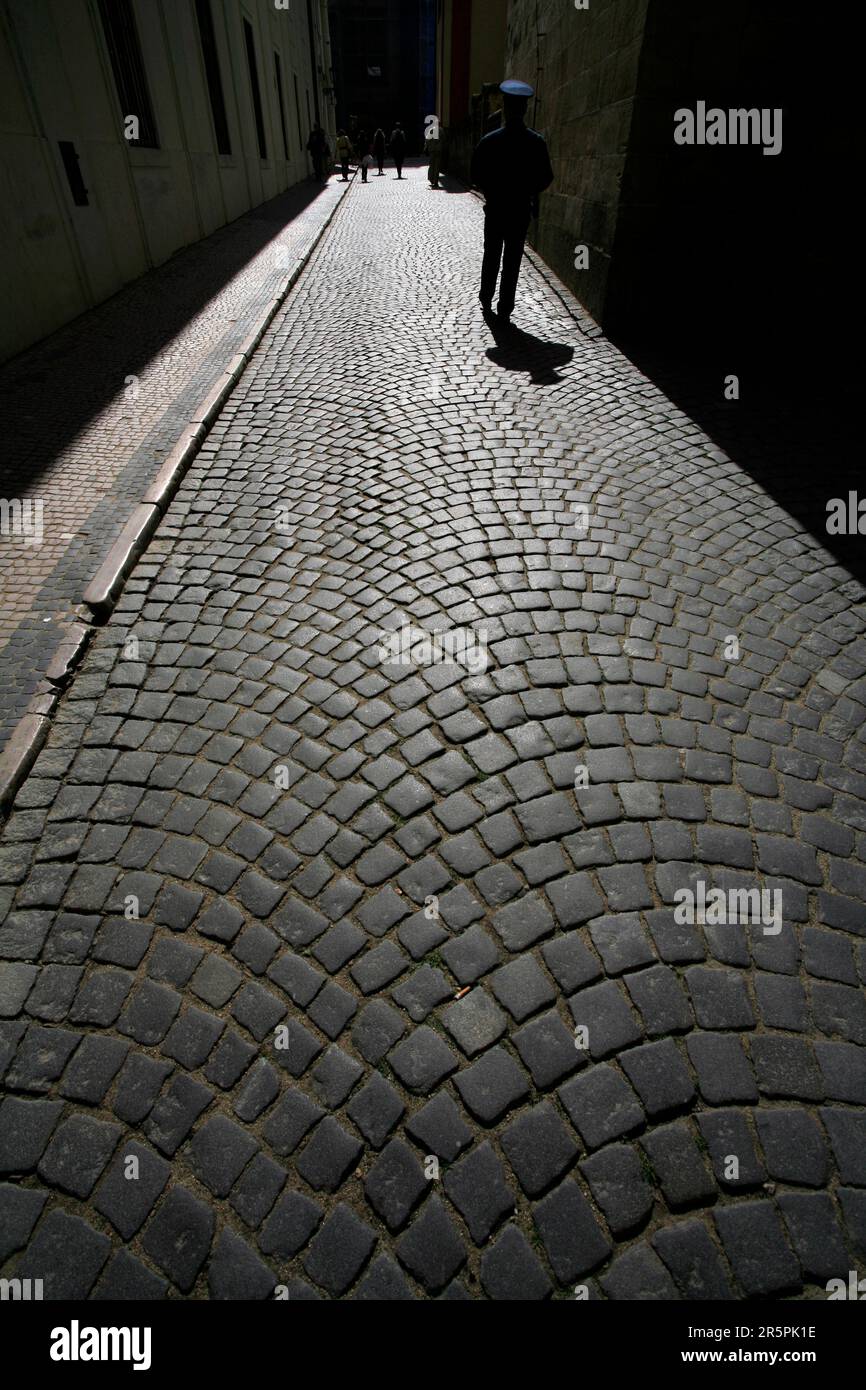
0,175 -> 347,757
0,163 -> 864,1301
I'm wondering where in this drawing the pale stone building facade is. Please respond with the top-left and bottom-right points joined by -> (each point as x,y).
0,0 -> 335,362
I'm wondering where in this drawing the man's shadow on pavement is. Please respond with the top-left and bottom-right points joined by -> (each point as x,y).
483,311 -> 574,385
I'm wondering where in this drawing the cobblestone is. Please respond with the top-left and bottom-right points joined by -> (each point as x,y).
141,1186 -> 215,1293
714,1202 -> 801,1297
641,1121 -> 716,1209
0,162 -> 863,1301
479,1224 -> 551,1300
395,1195 -> 466,1294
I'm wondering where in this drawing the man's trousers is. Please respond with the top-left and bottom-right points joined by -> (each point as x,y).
480,205 -> 531,315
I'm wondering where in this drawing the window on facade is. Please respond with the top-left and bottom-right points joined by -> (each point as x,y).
195,0 -> 231,156
97,0 -> 159,149
243,17 -> 267,159
274,52 -> 290,161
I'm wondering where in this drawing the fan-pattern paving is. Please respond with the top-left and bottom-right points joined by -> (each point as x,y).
1,167 -> 865,1301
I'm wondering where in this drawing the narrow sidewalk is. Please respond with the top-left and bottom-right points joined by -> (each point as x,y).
0,174 -> 349,770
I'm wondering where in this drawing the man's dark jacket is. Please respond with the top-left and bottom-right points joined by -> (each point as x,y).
471,124 -> 553,211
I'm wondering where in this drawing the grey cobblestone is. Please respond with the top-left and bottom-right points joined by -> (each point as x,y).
302,1201 -> 378,1293
713,1201 -> 801,1297
141,1186 -> 215,1293
641,1121 -> 716,1210
0,161 -> 863,1302
652,1221 -> 735,1300
777,1192 -> 850,1282
454,1045 -> 530,1123
532,1179 -> 611,1281
580,1143 -> 653,1236
15,1209 -> 111,1300
395,1195 -> 466,1294
559,1064 -> 644,1150
480,1224 -> 552,1300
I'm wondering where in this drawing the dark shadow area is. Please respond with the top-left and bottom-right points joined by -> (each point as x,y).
601,0 -> 862,582
435,174 -> 472,195
613,336 -> 864,582
0,178 -> 337,496
484,312 -> 575,385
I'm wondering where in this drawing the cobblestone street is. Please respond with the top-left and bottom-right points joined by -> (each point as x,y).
1,162 -> 864,1302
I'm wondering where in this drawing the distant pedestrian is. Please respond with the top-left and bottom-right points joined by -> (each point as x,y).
306,124 -> 330,183
373,127 -> 387,175
471,79 -> 553,324
426,127 -> 442,188
356,128 -> 371,183
335,129 -> 354,181
390,122 -> 406,179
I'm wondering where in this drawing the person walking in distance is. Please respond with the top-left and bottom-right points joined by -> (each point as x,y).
390,122 -> 407,179
426,125 -> 442,189
373,127 -> 387,176
306,124 -> 330,183
356,128 -> 371,183
335,129 -> 354,182
471,80 -> 553,325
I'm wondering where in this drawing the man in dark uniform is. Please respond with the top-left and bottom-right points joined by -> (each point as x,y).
471,79 -> 554,324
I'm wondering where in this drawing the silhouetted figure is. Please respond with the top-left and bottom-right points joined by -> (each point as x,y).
390,123 -> 407,179
426,127 -> 442,188
356,128 -> 371,183
335,129 -> 354,182
471,80 -> 553,324
306,125 -> 330,183
373,128 -> 387,175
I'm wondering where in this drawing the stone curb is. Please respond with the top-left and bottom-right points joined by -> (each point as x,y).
0,713 -> 52,814
83,503 -> 161,613
0,180 -> 352,816
523,243 -> 604,339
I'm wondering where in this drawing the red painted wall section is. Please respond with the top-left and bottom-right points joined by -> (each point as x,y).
450,0 -> 472,122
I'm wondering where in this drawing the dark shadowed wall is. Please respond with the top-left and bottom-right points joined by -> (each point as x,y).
504,0 -> 851,379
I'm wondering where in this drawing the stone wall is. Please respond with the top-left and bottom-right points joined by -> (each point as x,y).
503,0 -> 848,366
504,0 -> 649,325
0,0 -> 331,363
606,0 -> 806,350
